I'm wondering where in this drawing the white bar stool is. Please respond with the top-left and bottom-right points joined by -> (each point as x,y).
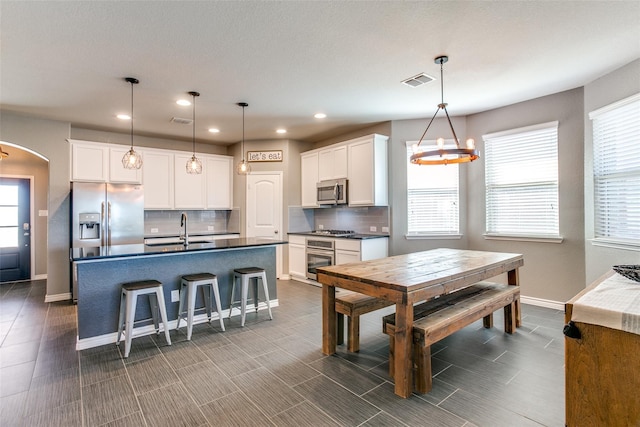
229,267 -> 273,326
176,272 -> 225,340
116,279 -> 171,358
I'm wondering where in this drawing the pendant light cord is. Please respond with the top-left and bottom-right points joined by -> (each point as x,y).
130,80 -> 134,149
242,105 -> 245,161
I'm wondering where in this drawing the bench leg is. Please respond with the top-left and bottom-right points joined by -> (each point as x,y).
414,344 -> 432,394
515,297 -> 522,328
337,313 -> 344,345
388,335 -> 394,377
483,313 -> 493,329
347,315 -> 360,352
504,301 -> 517,334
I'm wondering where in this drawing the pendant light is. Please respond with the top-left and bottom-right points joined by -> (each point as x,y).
0,146 -> 9,161
121,77 -> 143,169
236,102 -> 251,175
410,56 -> 479,166
186,91 -> 203,174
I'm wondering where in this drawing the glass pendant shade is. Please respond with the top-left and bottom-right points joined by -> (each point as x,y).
236,159 -> 251,174
185,91 -> 202,175
410,56 -> 479,166
121,77 -> 143,170
236,102 -> 250,175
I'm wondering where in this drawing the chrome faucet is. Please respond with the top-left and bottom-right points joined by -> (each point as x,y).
180,212 -> 189,246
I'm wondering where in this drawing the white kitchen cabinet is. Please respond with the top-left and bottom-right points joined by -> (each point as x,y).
301,151 -> 319,207
318,145 -> 348,181
70,140 -> 108,182
347,134 -> 388,206
335,237 -> 388,265
142,149 -> 174,209
204,155 -> 233,209
173,153 -> 206,209
108,146 -> 142,183
288,234 -> 307,281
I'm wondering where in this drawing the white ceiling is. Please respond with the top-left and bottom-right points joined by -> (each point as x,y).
1,1 -> 639,146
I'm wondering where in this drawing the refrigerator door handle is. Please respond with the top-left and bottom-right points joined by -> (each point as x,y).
101,202 -> 106,247
107,202 -> 112,246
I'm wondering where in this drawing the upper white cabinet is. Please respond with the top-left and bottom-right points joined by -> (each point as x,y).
204,155 -> 233,209
347,134 -> 388,206
318,145 -> 348,181
300,151 -> 319,208
109,146 -> 142,183
142,149 -> 174,209
70,140 -> 108,182
173,154 -> 206,209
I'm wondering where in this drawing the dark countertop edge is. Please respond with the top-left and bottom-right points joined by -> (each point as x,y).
144,232 -> 240,239
71,238 -> 287,262
287,232 -> 389,240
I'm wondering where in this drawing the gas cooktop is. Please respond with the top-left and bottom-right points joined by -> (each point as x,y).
309,229 -> 356,237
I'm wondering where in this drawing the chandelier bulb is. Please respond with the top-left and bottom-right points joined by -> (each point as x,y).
437,138 -> 445,149
466,138 -> 476,149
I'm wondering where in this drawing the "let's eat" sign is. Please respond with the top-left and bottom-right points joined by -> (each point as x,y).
247,150 -> 283,162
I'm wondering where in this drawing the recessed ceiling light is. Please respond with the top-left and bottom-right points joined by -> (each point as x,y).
314,113 -> 327,119
208,128 -> 220,133
176,99 -> 191,106
276,129 -> 287,134
117,114 -> 131,120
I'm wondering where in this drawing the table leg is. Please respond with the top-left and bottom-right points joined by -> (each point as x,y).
508,268 -> 522,327
393,301 -> 414,398
322,285 -> 337,355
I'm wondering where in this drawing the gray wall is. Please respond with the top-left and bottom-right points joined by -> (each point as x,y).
583,59 -> 640,284
0,145 -> 49,277
466,88 -> 586,303
0,112 -> 71,298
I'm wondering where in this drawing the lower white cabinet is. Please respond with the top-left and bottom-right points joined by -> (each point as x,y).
288,235 -> 307,280
335,237 -> 388,265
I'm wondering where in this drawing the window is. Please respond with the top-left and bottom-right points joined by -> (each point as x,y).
483,122 -> 560,240
590,93 -> 640,247
406,141 -> 460,237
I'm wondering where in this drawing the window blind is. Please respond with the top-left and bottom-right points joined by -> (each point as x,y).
484,122 -> 559,237
406,142 -> 459,235
590,94 -> 640,242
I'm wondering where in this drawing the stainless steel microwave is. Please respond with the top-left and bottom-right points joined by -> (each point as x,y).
317,179 -> 348,205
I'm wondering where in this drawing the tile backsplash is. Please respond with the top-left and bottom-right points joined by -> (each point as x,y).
144,209 -> 239,237
288,206 -> 389,235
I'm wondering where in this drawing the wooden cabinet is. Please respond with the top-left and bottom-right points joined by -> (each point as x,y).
318,145 -> 348,181
301,152 -> 319,207
347,134 -> 388,206
108,146 -> 142,183
70,140 -> 108,182
173,154 -> 206,209
204,155 -> 233,209
335,237 -> 388,265
288,235 -> 307,281
142,149 -> 174,209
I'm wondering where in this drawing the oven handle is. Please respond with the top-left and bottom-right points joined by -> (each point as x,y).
306,248 -> 335,256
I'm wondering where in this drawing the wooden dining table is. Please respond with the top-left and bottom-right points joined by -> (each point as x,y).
317,248 -> 524,398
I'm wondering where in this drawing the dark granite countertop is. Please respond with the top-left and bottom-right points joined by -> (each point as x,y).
287,232 -> 389,240
71,238 -> 287,261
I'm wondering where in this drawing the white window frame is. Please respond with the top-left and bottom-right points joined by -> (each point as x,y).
483,121 -> 562,243
405,140 -> 461,239
589,93 -> 640,251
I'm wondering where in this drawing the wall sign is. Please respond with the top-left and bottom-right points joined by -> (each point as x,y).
247,150 -> 283,162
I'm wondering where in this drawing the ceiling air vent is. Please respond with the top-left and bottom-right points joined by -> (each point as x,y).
171,117 -> 193,125
401,73 -> 435,88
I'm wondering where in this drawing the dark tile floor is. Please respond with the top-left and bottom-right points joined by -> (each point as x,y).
0,279 -> 566,426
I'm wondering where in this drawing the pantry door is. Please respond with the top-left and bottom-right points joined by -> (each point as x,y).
246,172 -> 283,277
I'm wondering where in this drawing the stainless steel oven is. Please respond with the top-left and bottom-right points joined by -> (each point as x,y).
306,237 -> 335,280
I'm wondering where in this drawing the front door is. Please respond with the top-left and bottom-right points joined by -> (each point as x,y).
246,172 -> 283,277
0,177 -> 31,282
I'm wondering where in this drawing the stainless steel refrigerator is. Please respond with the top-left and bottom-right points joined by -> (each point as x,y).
70,182 -> 144,301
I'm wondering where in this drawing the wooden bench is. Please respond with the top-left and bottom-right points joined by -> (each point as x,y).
335,290 -> 394,352
382,281 -> 520,393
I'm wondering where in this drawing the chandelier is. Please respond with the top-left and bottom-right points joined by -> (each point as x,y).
236,102 -> 251,175
121,77 -> 143,169
186,91 -> 203,174
410,56 -> 479,166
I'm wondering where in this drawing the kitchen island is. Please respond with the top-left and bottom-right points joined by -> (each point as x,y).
71,238 -> 287,349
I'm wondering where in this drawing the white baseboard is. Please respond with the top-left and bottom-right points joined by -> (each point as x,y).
33,274 -> 47,280
76,299 -> 279,351
45,292 -> 71,303
520,295 -> 564,311
279,274 -> 291,280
